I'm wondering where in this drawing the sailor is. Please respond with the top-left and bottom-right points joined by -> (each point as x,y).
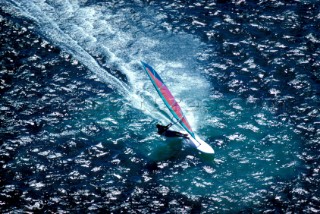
156,123 -> 188,138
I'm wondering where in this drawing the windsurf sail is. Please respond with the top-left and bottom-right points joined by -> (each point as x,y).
141,61 -> 196,139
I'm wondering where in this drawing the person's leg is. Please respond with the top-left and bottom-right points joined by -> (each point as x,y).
165,130 -> 188,138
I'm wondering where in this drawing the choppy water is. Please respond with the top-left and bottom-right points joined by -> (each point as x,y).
1,0 -> 319,213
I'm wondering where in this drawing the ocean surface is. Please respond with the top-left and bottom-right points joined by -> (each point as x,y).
0,0 -> 319,213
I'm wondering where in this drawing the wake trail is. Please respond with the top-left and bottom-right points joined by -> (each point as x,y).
4,0 -> 130,96
3,0 -> 210,127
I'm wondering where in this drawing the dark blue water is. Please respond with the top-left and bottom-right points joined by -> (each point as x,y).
1,0 -> 319,213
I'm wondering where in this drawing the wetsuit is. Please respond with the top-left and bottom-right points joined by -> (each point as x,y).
156,123 -> 188,138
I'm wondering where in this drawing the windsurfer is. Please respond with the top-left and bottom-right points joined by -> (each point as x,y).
156,123 -> 188,138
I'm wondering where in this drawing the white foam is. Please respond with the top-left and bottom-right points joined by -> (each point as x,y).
5,0 -> 211,129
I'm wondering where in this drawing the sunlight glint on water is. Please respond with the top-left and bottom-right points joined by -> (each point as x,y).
1,0 -> 318,212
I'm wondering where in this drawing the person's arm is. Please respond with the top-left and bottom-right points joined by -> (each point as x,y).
166,123 -> 173,129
